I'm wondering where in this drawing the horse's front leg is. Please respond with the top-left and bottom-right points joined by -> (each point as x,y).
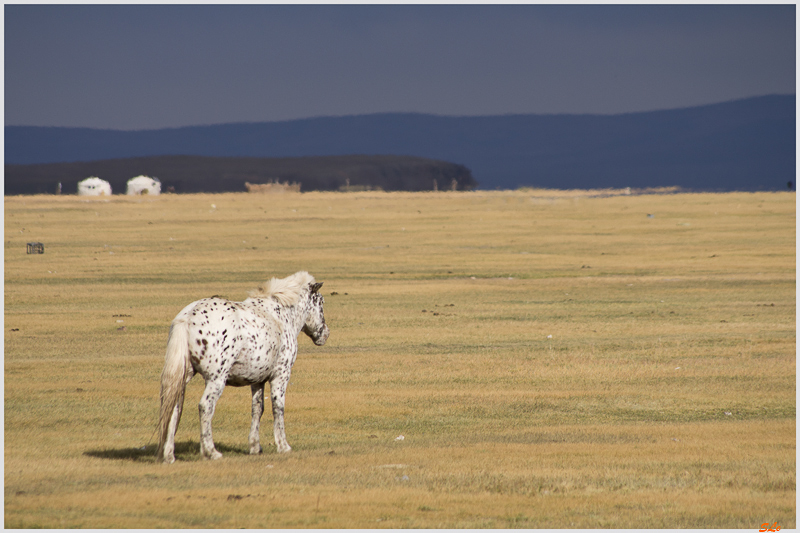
269,375 -> 292,453
198,379 -> 225,460
249,382 -> 266,454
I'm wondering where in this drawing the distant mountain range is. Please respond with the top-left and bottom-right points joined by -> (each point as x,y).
5,94 -> 795,191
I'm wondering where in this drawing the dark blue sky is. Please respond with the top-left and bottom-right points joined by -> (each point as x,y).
5,4 -> 796,130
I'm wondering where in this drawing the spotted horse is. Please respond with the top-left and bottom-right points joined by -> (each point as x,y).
156,271 -> 329,463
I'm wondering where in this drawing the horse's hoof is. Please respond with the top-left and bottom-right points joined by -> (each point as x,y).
162,455 -> 175,465
250,445 -> 263,455
277,445 -> 292,454
203,450 -> 223,460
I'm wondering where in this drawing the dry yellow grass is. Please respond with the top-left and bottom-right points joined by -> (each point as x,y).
4,190 -> 795,528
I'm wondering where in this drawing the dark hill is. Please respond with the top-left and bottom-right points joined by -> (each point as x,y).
5,94 -> 795,191
3,155 -> 476,195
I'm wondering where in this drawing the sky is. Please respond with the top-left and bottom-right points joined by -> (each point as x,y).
4,4 -> 796,131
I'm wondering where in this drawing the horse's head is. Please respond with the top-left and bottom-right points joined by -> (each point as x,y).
302,282 -> 329,346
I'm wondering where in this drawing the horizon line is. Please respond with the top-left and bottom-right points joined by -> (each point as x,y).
4,94 -> 794,133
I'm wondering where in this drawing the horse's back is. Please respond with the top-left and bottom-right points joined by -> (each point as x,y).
182,297 -> 281,385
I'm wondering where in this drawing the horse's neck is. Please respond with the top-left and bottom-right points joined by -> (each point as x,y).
249,296 -> 308,336
245,291 -> 310,337
282,303 -> 305,333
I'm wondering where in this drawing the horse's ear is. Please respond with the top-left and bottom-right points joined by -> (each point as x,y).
310,282 -> 323,293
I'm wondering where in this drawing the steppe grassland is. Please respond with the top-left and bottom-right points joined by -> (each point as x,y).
4,190 -> 795,528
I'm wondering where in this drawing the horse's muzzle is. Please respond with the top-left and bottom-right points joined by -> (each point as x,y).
313,325 -> 330,346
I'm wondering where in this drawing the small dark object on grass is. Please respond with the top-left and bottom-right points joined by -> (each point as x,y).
27,242 -> 44,254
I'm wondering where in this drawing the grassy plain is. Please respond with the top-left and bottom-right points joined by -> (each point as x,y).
4,189 -> 796,528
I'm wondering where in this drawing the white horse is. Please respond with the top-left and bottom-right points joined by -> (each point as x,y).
156,271 -> 329,463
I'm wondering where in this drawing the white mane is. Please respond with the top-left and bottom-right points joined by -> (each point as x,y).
248,271 -> 316,306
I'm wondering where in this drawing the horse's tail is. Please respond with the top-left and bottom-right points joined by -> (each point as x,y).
156,313 -> 191,461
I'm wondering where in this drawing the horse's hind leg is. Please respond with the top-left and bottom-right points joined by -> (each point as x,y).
163,368 -> 195,464
249,382 -> 266,454
198,379 -> 225,460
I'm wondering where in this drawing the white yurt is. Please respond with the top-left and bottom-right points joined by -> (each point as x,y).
126,175 -> 161,195
77,177 -> 112,196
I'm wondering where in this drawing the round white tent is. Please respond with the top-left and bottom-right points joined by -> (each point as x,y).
77,177 -> 112,196
126,175 -> 161,195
